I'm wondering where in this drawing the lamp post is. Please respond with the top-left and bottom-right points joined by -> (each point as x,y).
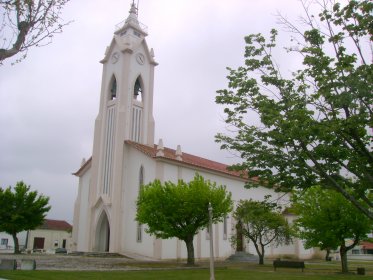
208,202 -> 215,280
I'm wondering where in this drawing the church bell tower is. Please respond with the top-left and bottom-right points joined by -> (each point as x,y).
85,2 -> 157,251
91,2 -> 157,196
73,3 -> 157,252
98,3 -> 157,146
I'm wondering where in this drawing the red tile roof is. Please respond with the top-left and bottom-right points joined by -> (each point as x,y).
73,141 -> 249,181
125,140 -> 247,180
38,219 -> 72,231
361,241 -> 373,250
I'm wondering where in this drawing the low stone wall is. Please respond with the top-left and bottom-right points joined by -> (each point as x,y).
348,254 -> 373,261
20,259 -> 36,270
0,259 -> 16,270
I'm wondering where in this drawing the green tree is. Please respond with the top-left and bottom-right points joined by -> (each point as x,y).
215,1 -> 373,220
234,198 -> 292,265
0,181 -> 51,253
0,0 -> 72,64
136,174 -> 233,265
292,186 -> 373,273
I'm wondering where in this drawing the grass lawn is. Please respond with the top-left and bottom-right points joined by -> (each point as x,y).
0,260 -> 371,280
0,269 -> 370,280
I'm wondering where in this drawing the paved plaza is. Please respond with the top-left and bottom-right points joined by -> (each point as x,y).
0,253 -> 153,271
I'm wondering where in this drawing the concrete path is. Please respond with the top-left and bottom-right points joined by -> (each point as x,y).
0,253 -> 151,271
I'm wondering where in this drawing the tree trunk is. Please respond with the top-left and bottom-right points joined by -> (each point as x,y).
184,235 -> 195,266
325,248 -> 331,261
251,240 -> 265,265
259,244 -> 265,265
258,253 -> 264,265
339,244 -> 348,273
12,233 -> 20,254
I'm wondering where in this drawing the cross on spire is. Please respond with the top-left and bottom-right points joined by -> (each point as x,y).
130,0 -> 138,16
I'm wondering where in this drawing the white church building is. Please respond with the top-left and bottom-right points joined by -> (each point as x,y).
72,3 -> 316,261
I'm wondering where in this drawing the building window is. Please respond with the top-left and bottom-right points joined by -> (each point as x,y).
139,166 -> 144,190
223,216 -> 228,240
33,237 -> 45,250
136,223 -> 142,242
131,106 -> 142,142
131,76 -> 143,142
1,238 -> 8,246
110,76 -> 117,100
54,240 -> 59,247
134,77 -> 143,102
137,166 -> 144,242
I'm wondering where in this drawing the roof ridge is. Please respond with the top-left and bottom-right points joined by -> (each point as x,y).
125,140 -> 247,180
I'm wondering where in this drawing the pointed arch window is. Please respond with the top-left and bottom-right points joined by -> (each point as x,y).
110,76 -> 117,100
134,77 -> 142,102
131,76 -> 143,142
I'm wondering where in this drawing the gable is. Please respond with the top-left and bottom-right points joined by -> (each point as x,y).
73,157 -> 92,177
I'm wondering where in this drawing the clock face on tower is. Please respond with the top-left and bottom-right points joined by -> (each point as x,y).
111,52 -> 119,64
136,53 -> 145,65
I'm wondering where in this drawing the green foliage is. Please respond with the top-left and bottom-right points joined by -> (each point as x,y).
292,186 -> 373,272
0,181 -> 51,253
216,0 -> 373,220
363,237 -> 373,243
136,174 -> 232,265
234,198 -> 292,264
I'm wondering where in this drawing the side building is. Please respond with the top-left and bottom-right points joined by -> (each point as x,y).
27,219 -> 72,253
0,219 -> 72,254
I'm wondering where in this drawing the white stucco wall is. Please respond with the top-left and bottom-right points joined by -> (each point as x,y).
0,231 -> 27,253
73,167 -> 91,252
115,146 -> 303,260
121,146 -> 156,257
27,229 -> 72,253
73,143 -> 314,260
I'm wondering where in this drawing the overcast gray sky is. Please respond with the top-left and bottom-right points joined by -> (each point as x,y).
0,0 -> 303,223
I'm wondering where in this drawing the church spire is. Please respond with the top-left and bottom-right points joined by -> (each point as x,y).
115,0 -> 147,36
126,1 -> 138,24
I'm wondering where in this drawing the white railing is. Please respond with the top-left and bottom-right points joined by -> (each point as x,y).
115,20 -> 148,34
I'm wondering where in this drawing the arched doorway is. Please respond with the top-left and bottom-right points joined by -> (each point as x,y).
95,211 -> 110,252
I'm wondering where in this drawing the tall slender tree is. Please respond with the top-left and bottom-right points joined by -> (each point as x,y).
216,0 -> 373,219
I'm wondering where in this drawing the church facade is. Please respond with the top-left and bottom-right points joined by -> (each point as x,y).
72,4 -> 316,260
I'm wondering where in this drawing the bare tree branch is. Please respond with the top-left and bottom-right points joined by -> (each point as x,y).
0,0 -> 72,65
